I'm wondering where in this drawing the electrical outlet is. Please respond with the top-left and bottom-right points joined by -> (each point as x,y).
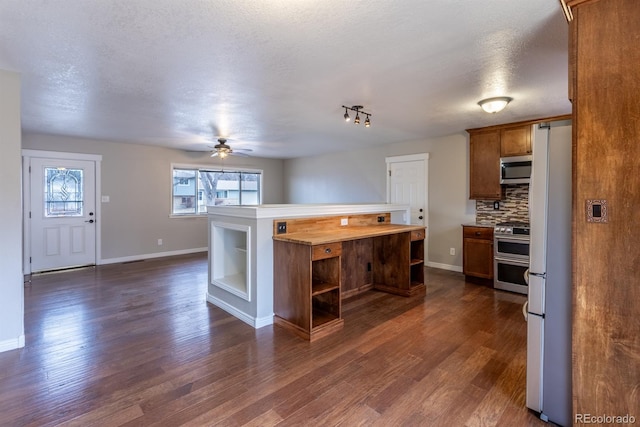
158,239 -> 163,246
450,247 -> 455,256
377,216 -> 385,223
276,222 -> 287,234
341,218 -> 348,226
493,201 -> 500,210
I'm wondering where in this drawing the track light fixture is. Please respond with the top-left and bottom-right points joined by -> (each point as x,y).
342,105 -> 371,127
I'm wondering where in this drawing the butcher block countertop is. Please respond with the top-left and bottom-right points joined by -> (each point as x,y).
272,224 -> 425,246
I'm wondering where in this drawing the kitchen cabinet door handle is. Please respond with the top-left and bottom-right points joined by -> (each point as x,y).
325,248 -> 331,254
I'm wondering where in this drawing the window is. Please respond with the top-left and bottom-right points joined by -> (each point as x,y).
44,167 -> 84,217
172,167 -> 261,215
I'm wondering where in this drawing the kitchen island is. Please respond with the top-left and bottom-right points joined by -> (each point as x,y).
273,216 -> 426,341
206,204 -> 414,329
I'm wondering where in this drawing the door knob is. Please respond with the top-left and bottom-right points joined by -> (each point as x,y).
419,208 -> 423,212
418,216 -> 423,220
85,219 -> 94,224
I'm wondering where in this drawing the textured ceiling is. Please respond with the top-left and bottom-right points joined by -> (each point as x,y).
0,1 -> 571,158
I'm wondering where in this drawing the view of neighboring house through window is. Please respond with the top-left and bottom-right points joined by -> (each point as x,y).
172,167 -> 261,215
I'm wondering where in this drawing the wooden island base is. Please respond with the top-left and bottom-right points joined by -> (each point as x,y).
273,213 -> 425,341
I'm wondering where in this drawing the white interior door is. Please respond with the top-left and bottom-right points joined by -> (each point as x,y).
387,159 -> 426,225
29,158 -> 97,272
386,153 -> 429,263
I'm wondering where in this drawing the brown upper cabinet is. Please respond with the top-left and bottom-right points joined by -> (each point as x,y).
500,125 -> 532,157
469,129 -> 501,200
467,117 -> 568,200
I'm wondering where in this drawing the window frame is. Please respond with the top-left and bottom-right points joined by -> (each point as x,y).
170,163 -> 263,218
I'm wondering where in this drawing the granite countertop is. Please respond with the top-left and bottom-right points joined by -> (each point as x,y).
461,222 -> 495,228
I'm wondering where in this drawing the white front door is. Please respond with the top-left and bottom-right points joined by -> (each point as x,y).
29,158 -> 97,272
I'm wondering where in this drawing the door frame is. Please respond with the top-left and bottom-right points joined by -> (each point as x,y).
385,153 -> 429,265
22,149 -> 103,275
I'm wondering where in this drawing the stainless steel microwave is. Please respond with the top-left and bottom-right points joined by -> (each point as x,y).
500,155 -> 532,184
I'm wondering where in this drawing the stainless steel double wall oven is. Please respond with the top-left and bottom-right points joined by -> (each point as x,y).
494,222 -> 530,294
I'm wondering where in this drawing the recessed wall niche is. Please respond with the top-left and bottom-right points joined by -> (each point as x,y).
210,222 -> 251,301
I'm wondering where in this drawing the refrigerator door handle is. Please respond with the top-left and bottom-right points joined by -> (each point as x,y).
530,272 -> 547,279
522,301 -> 528,321
524,268 -> 530,285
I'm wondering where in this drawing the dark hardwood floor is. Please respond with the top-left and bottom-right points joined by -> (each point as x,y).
0,253 -> 546,426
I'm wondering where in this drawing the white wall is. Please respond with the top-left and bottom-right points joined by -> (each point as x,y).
284,133 -> 476,270
0,70 -> 24,351
22,133 -> 285,263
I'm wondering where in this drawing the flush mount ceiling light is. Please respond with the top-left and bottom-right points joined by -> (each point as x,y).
342,105 -> 371,127
478,96 -> 513,114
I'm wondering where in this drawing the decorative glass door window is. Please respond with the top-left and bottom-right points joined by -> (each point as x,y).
44,167 -> 84,217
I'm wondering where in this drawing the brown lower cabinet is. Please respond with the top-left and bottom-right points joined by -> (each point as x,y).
462,225 -> 494,279
273,228 -> 425,341
273,241 -> 344,342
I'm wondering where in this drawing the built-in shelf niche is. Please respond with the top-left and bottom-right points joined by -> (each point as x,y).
211,221 -> 251,301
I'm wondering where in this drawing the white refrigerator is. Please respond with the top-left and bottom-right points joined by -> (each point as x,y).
525,121 -> 572,426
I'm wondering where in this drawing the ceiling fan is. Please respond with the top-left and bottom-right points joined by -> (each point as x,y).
210,138 -> 252,158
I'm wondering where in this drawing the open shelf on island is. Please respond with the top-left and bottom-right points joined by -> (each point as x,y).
312,281 -> 340,296
211,222 -> 251,301
312,307 -> 340,328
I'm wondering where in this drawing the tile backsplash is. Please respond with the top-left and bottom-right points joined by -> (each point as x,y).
476,184 -> 529,224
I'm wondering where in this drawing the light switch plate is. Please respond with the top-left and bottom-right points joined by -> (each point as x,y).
586,199 -> 608,223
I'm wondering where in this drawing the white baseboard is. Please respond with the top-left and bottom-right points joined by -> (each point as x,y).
426,261 -> 463,273
254,314 -> 274,329
100,247 -> 207,265
206,293 -> 273,329
0,335 -> 25,353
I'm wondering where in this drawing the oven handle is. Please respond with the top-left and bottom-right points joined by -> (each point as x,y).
494,235 -> 531,242
522,300 -> 528,321
494,256 -> 530,267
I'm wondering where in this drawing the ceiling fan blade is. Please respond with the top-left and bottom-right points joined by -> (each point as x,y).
209,122 -> 224,139
210,151 -> 219,157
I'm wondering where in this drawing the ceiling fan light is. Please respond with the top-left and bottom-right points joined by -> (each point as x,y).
478,96 -> 513,114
